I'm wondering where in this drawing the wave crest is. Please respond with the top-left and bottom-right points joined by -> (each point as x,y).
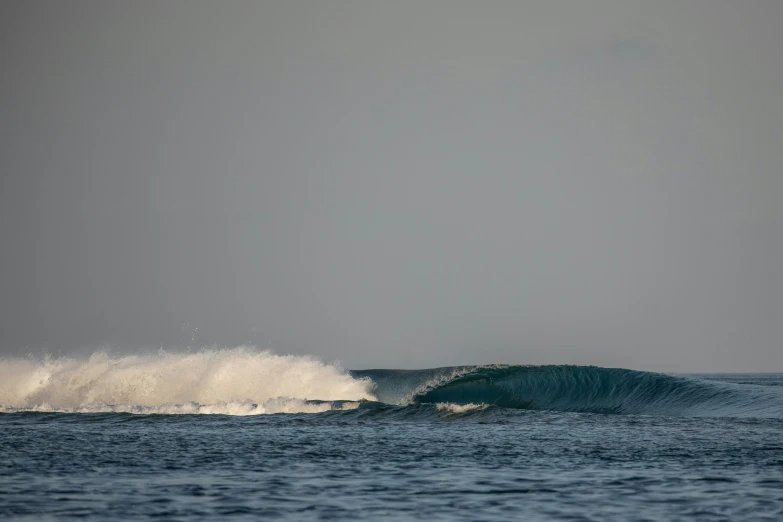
0,347 -> 375,414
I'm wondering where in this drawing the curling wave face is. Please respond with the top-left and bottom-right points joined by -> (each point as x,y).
352,365 -> 783,418
1,349 -> 782,417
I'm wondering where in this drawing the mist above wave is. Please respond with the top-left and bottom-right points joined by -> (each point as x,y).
0,347 -> 376,413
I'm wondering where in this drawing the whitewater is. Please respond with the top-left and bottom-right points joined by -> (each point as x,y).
2,347 -> 783,520
0,348 -> 375,415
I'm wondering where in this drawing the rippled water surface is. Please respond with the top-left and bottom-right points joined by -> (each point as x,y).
2,400 -> 783,520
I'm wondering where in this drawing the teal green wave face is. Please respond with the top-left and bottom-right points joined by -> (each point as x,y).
354,366 -> 783,418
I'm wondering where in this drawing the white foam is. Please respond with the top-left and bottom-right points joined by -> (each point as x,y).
399,366 -> 481,405
0,398 -> 363,416
0,347 -> 375,415
436,402 -> 488,414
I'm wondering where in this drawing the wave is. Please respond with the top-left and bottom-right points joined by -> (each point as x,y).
0,347 -> 375,414
1,349 -> 781,418
366,365 -> 783,418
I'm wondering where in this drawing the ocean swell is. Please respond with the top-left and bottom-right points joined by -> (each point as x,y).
401,365 -> 783,418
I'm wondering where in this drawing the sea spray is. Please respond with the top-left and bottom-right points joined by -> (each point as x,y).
0,347 -> 376,413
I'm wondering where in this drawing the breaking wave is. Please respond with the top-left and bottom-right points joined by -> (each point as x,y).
1,350 -> 781,418
353,365 -> 783,418
0,347 -> 375,415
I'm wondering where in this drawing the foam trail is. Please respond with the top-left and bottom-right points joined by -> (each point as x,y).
436,403 -> 488,414
0,398 -> 363,416
0,347 -> 375,415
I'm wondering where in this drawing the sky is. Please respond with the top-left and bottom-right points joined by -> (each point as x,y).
1,1 -> 781,371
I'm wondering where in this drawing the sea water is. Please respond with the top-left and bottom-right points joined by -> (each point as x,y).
1,348 -> 782,520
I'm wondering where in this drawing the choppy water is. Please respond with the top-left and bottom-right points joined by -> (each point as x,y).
1,348 -> 782,520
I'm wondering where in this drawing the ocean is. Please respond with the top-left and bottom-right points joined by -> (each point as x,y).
1,348 -> 782,520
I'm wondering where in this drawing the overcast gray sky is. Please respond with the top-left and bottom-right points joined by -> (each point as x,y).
1,1 -> 781,371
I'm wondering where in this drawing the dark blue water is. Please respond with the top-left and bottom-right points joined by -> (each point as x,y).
2,366 -> 783,520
